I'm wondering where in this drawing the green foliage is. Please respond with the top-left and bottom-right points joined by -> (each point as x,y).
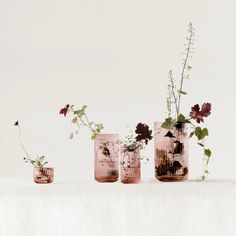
95,124 -> 104,133
178,90 -> 187,95
24,155 -> 48,168
197,142 -> 204,147
72,117 -> 78,124
68,104 -> 104,140
189,131 -> 194,138
161,117 -> 175,130
194,127 -> 208,140
204,149 -> 212,157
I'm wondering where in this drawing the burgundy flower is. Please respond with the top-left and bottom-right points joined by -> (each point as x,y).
164,131 -> 175,138
59,104 -> 70,117
135,123 -> 153,145
14,121 -> 19,126
189,103 -> 211,123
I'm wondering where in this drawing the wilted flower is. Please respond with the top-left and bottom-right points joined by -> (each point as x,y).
59,104 -> 70,117
189,103 -> 211,123
135,123 -> 153,145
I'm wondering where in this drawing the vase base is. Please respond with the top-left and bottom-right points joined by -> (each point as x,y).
156,175 -> 188,182
121,178 -> 140,184
95,177 -> 118,183
34,180 -> 53,184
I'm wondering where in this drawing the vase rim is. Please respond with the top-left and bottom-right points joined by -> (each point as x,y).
154,121 -> 188,126
95,133 -> 119,137
34,167 -> 54,169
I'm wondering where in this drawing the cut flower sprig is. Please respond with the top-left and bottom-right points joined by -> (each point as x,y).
14,121 -> 48,167
59,104 -> 104,140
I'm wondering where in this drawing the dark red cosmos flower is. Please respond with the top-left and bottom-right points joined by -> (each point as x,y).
189,103 -> 211,123
59,104 -> 70,117
14,121 -> 19,126
135,123 -> 153,145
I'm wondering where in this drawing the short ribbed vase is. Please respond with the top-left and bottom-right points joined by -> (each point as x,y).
120,149 -> 140,184
33,167 -> 54,184
94,134 -> 119,182
154,122 -> 188,182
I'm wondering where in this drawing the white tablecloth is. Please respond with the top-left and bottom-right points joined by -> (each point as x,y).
0,178 -> 235,236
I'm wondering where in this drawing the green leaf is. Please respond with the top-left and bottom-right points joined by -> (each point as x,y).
69,133 -> 74,139
161,118 -> 175,130
199,175 -> 205,181
197,142 -> 204,147
202,128 -> 209,137
82,105 -> 87,110
91,132 -> 96,140
39,156 -> 45,162
177,114 -> 186,123
195,127 -> 209,140
204,149 -> 212,157
76,110 -> 84,118
189,131 -> 194,138
195,127 -> 201,139
72,117 -> 78,124
178,90 -> 187,95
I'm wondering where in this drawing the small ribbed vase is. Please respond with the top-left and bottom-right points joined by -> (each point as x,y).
154,122 -> 188,182
120,149 -> 140,184
33,167 -> 54,184
94,134 -> 119,182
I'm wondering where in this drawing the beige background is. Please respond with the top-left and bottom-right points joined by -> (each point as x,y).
0,0 -> 234,179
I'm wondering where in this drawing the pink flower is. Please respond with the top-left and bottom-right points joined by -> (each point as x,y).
59,104 -> 70,117
189,103 -> 211,123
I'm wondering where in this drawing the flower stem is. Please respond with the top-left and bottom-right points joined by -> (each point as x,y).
177,23 -> 194,115
17,125 -> 31,160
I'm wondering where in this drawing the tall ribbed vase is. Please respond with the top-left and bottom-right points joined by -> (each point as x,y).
154,122 -> 188,182
94,134 -> 119,182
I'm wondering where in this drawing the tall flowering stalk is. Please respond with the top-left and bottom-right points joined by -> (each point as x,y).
161,23 -> 212,181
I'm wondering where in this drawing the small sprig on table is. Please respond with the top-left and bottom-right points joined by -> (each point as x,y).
14,121 -> 48,167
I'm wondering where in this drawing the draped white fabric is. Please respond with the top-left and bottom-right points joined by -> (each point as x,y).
0,178 -> 235,236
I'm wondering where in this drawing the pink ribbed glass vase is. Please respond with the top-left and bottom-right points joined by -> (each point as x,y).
120,149 -> 140,184
154,122 -> 188,182
94,134 -> 119,182
33,167 -> 54,184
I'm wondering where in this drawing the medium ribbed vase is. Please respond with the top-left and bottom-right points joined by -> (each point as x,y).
94,134 -> 119,182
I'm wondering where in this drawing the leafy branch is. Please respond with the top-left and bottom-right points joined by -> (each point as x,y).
189,124 -> 212,181
60,104 -> 104,140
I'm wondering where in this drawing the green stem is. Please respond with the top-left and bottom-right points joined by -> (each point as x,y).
17,125 -> 31,160
177,24 -> 194,115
